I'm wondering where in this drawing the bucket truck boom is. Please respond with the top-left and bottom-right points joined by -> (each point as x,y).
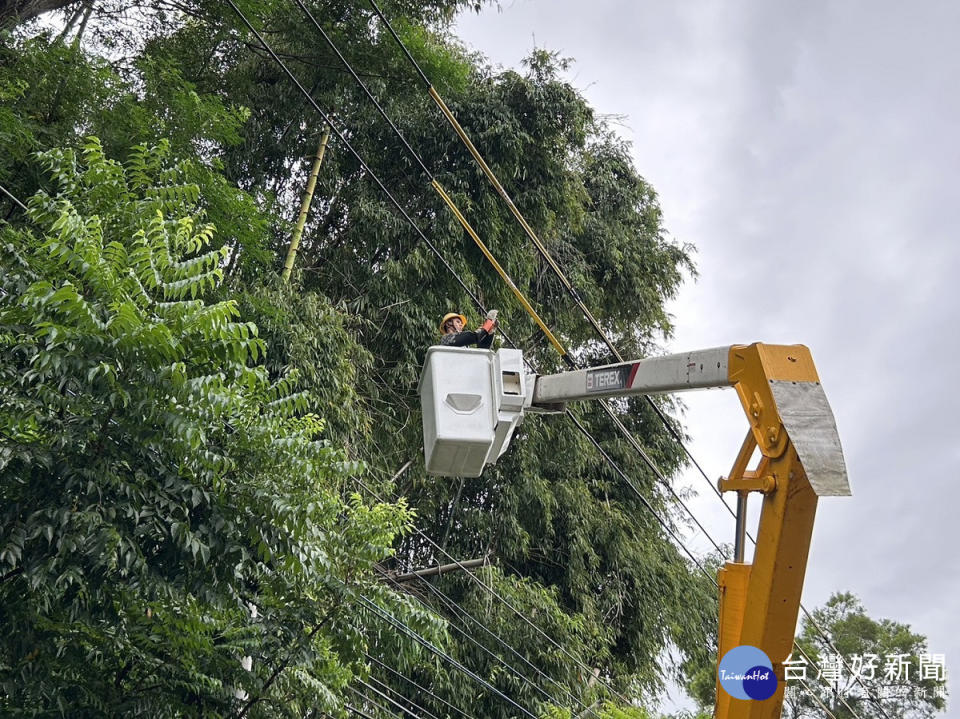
418,342 -> 850,719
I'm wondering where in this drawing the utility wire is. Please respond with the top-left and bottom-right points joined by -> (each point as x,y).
356,677 -> 431,719
355,592 -> 539,719
365,675 -> 441,719
224,0 -> 487,319
347,684 -> 407,719
791,642 -> 872,719
411,571 -> 589,711
356,474 -> 632,707
408,571 -> 590,713
796,678 -> 839,719
0,182 -> 28,212
365,653 -> 477,719
376,563 -> 582,713
346,703 -> 379,719
291,0 -> 567,358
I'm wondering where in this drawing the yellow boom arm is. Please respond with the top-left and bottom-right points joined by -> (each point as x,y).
714,344 -> 849,719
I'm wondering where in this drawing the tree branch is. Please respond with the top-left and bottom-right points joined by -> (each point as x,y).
236,610 -> 334,718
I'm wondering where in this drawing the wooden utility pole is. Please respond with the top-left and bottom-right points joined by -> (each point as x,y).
282,126 -> 331,282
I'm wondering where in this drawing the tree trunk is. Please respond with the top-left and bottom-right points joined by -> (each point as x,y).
0,0 -> 82,29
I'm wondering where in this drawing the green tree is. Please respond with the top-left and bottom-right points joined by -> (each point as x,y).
1,2 -> 716,716
0,139 -> 434,717
784,592 -> 947,719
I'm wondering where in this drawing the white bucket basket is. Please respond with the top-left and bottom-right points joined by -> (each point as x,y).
418,346 -> 529,477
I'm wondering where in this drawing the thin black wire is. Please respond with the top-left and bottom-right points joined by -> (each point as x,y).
291,0 -> 433,181
346,703 -> 379,719
367,675 -> 443,719
0,183 -> 28,211
365,653 -> 476,719
404,573 -> 580,711
356,677 -> 430,719
223,0 -> 485,315
410,572 -> 589,712
367,1 -> 431,89
364,567 -> 579,715
356,474 -> 632,707
348,684 -> 404,718
564,409 -> 719,587
355,592 -> 539,719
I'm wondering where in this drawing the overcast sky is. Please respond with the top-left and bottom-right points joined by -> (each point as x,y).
455,1 -> 959,714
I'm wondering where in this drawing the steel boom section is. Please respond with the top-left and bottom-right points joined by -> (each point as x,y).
531,346 -> 732,405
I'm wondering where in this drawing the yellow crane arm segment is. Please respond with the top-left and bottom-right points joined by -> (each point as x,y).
716,344 -> 850,719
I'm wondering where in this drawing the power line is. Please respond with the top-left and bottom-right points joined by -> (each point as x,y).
356,677 -> 432,719
375,552 -> 584,714
365,675 -> 440,719
410,571 -> 589,710
355,474 -> 632,707
0,182 -> 28,212
364,653 -> 477,719
223,0 -> 487,319
407,571 -> 591,713
347,684 -> 407,719
345,703 -> 379,719
355,592 -> 540,719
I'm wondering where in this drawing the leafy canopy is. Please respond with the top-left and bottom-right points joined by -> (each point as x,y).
0,138 -> 429,717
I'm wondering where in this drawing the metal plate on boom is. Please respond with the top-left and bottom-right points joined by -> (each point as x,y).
770,380 -> 851,497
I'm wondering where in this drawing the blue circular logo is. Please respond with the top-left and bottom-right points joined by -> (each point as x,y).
718,645 -> 778,700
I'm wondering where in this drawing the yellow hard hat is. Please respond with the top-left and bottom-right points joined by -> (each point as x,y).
439,312 -> 468,332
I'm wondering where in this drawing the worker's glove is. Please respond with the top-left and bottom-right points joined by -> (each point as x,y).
480,309 -> 498,333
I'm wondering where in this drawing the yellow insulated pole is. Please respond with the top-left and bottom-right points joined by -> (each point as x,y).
282,126 -> 331,282
431,179 -> 568,359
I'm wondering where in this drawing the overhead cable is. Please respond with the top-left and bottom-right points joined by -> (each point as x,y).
355,592 -> 540,719
407,572 -> 590,712
364,653 -> 477,719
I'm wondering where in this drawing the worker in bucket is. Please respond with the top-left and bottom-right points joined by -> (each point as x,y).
439,309 -> 498,349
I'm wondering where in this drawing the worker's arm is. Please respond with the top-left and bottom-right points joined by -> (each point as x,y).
440,329 -> 490,348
